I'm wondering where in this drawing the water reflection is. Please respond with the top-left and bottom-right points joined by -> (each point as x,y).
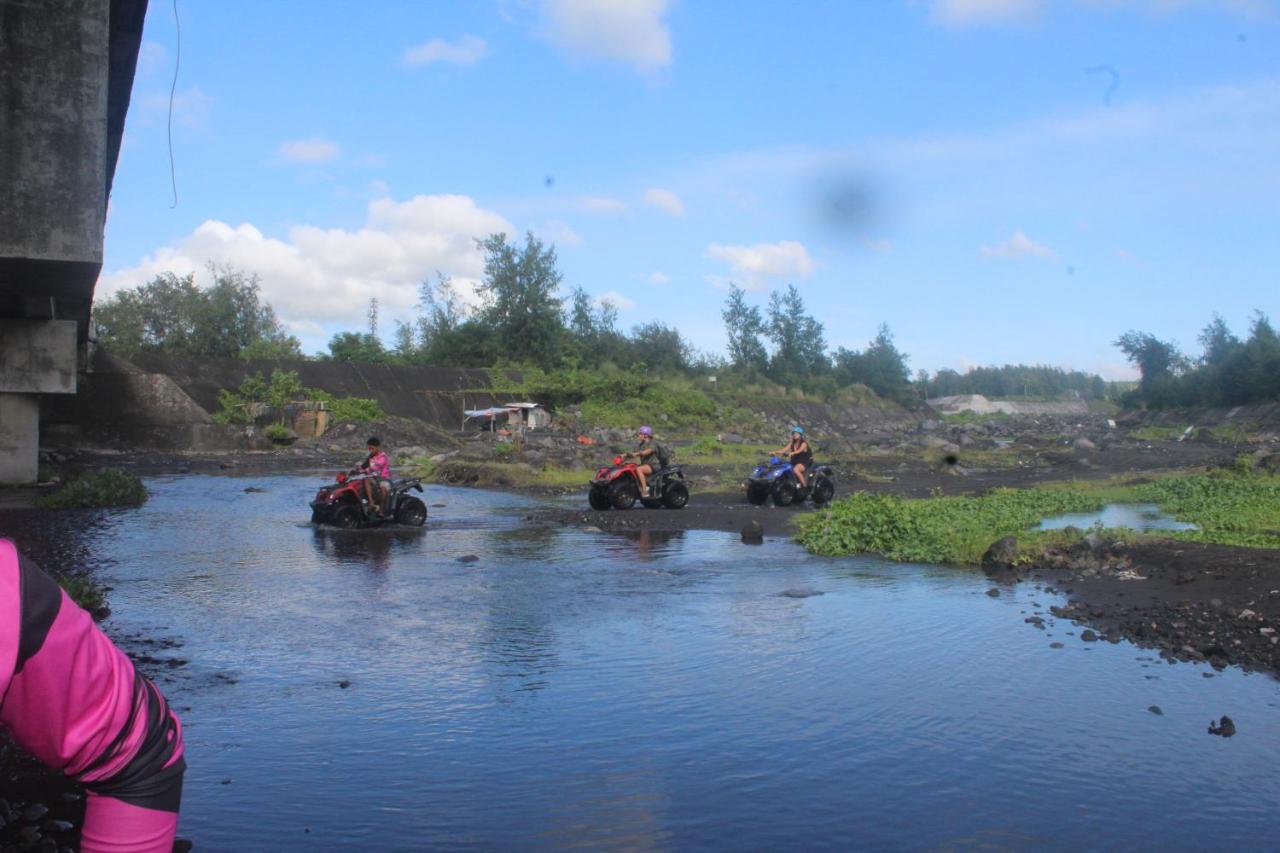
309,524 -> 425,570
1037,502 -> 1197,532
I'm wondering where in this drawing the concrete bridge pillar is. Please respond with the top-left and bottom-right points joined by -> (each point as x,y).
0,320 -> 77,484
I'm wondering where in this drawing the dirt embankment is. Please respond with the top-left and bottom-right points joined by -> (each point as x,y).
984,537 -> 1280,676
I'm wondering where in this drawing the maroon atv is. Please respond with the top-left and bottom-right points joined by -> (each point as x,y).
588,456 -> 689,511
310,470 -> 427,528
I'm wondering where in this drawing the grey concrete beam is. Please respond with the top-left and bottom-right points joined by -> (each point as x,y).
0,319 -> 77,394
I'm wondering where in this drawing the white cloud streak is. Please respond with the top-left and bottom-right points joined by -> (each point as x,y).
579,196 -> 628,216
705,240 -> 815,291
643,187 -> 686,216
541,0 -> 672,73
403,35 -> 488,67
980,229 -> 1059,260
930,0 -> 1043,26
278,137 -> 341,164
597,290 -> 636,310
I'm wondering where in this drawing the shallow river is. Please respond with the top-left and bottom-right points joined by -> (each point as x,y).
5,474 -> 1280,850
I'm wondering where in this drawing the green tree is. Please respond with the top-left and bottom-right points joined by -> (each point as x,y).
833,324 -> 913,403
721,285 -> 768,373
326,331 -> 387,363
475,232 -> 566,367
765,284 -> 827,384
92,265 -> 301,359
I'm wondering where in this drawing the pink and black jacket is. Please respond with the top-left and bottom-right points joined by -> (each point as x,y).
1,538 -> 184,852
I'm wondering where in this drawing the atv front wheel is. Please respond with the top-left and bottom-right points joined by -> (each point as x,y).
610,479 -> 639,510
746,483 -> 769,506
588,487 -> 611,511
395,496 -> 428,526
333,504 -> 363,529
772,480 -> 797,507
663,480 -> 689,509
812,479 -> 835,506
310,508 -> 324,524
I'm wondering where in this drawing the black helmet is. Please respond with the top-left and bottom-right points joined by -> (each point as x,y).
366,436 -> 381,447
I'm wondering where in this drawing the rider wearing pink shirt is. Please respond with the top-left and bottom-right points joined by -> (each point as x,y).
1,538 -> 185,853
358,436 -> 392,516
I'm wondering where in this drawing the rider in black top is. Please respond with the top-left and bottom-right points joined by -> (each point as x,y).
773,426 -> 813,489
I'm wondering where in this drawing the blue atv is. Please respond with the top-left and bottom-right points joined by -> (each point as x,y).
745,457 -> 835,507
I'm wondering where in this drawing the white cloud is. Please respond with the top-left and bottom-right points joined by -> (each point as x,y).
596,290 -> 636,310
278,137 -> 341,164
980,229 -> 1059,260
862,236 -> 892,252
403,35 -> 488,67
541,0 -> 672,73
579,195 -> 628,216
930,0 -> 1042,26
99,195 -> 516,344
705,240 -> 815,291
140,85 -> 214,129
536,220 -> 584,246
648,271 -> 671,284
643,187 -> 685,217
138,41 -> 168,77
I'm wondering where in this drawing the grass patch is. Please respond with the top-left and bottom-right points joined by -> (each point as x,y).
1130,425 -> 1189,442
1209,421 -> 1262,444
37,469 -> 148,509
411,458 -> 590,489
57,573 -> 108,615
678,435 -> 772,465
796,470 -> 1280,562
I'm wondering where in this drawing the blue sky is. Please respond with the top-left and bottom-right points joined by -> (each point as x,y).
103,0 -> 1280,379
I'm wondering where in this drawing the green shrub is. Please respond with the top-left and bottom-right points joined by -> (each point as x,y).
264,423 -> 293,442
37,469 -> 148,509
322,396 -> 384,422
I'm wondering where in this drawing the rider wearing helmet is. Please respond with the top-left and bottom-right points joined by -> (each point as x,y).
773,426 -> 813,490
625,426 -> 671,498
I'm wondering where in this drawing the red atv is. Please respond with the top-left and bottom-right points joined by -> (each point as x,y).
588,456 -> 689,511
310,470 -> 428,529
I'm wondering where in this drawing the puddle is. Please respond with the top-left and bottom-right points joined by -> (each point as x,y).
1038,502 -> 1197,532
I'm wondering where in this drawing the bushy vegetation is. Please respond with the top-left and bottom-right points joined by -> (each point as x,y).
1117,311 -> 1280,408
37,469 -> 148,509
213,370 -> 385,425
797,471 -> 1280,561
921,363 -> 1110,401
1130,472 -> 1280,549
796,488 -> 1107,564
93,265 -> 302,359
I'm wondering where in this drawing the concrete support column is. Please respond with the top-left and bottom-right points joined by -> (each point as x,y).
0,394 -> 40,484
1,319 -> 77,484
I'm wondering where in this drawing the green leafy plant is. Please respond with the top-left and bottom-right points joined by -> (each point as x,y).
37,469 -> 148,509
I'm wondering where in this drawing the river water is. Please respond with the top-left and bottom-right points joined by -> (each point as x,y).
4,474 -> 1279,850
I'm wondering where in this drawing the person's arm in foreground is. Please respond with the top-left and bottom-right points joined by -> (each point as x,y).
0,539 -> 185,853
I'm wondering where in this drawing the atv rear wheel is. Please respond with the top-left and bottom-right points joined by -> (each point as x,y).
662,480 -> 689,509
772,480 -> 797,507
812,479 -> 835,506
588,487 -> 611,511
746,483 -> 769,506
395,496 -> 427,527
333,504 -> 363,529
610,479 -> 639,510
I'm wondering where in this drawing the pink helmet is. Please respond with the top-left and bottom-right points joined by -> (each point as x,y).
638,426 -> 653,436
